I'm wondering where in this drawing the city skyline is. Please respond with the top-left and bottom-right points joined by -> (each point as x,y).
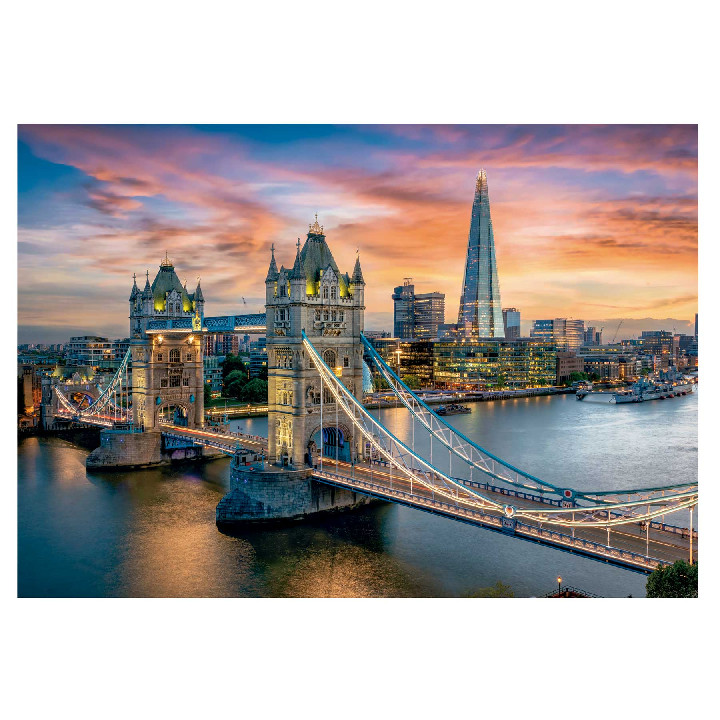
18,125 -> 697,342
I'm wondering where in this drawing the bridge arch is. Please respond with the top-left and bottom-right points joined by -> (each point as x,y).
156,400 -> 190,427
305,419 -> 355,467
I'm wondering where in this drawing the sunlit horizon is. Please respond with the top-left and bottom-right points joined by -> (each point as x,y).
18,124 -> 697,343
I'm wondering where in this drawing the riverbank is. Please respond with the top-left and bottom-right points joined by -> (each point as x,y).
206,386 -> 579,419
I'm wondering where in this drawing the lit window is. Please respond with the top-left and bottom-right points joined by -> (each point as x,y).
170,349 -> 180,363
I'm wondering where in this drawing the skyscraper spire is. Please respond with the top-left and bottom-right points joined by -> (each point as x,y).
457,169 -> 504,338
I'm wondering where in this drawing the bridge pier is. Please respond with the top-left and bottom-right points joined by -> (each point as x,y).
216,463 -> 372,528
85,428 -> 224,470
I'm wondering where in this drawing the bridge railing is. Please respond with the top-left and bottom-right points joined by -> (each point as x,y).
313,468 -> 668,572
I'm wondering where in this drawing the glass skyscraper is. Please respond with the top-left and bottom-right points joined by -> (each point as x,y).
457,169 -> 504,338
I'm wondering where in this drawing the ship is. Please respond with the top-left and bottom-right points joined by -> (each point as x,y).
437,403 -> 472,416
576,369 -> 696,404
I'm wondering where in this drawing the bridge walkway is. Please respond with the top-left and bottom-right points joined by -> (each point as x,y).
312,459 -> 695,572
160,425 -> 694,572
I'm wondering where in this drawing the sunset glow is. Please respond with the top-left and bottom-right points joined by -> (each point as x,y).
17,124 -> 697,341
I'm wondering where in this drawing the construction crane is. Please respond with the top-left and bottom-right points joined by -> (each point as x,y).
611,319 -> 623,343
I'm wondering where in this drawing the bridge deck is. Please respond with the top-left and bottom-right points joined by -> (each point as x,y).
313,460 -> 694,572
165,426 -> 694,573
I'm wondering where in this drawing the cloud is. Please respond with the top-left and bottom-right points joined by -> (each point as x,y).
17,124 -> 698,337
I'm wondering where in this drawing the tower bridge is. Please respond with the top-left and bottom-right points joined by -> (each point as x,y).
52,216 -> 698,574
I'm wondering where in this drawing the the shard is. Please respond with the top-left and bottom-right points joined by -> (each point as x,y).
457,169 -> 504,338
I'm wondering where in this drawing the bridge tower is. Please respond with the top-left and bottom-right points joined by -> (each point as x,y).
265,216 -> 365,468
129,255 -> 205,430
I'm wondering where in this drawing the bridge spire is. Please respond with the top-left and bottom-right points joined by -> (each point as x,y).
265,243 -> 279,282
129,272 -> 139,300
290,238 -> 306,280
352,250 -> 364,284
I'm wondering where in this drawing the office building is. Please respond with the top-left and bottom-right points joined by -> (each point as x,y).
502,308 -> 521,340
531,318 -> 585,352
392,279 -> 445,339
583,326 -> 602,346
433,338 -> 556,390
457,170 -> 504,338
556,352 -> 585,384
249,337 -> 267,377
370,338 -> 435,388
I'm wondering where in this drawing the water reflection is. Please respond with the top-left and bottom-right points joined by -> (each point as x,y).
18,393 -> 696,598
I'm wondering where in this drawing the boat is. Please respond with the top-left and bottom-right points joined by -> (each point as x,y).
576,370 -> 696,404
437,403 -> 471,416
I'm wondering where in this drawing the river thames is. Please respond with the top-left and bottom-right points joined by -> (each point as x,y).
18,391 -> 697,597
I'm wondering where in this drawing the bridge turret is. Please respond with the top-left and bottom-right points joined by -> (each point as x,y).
266,215 -> 365,468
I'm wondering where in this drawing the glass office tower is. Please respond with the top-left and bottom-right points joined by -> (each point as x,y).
457,169 -> 504,338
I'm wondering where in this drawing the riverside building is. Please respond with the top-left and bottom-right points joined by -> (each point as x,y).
433,338 -> 556,390
531,318 -> 585,352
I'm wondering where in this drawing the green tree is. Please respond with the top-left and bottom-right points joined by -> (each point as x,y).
464,581 -> 515,598
641,368 -> 650,376
589,372 -> 601,382
240,378 -> 268,403
569,371 -> 588,383
646,560 -> 698,598
401,374 -> 422,390
221,354 -> 248,381
494,373 -> 507,389
203,383 -> 212,404
373,374 -> 390,391
224,369 -> 249,400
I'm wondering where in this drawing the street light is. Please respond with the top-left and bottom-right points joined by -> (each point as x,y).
557,575 -> 562,597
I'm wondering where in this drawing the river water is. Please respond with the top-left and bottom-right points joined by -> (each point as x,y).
17,392 -> 697,598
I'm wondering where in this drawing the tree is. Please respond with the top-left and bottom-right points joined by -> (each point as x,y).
239,378 -> 268,403
641,368 -> 650,376
221,354 -> 248,381
224,369 -> 249,400
401,374 -> 422,390
646,560 -> 698,598
464,581 -> 515,598
203,383 -> 212,404
373,374 -> 390,391
494,373 -> 507,389
569,371 -> 588,383
588,372 -> 601,382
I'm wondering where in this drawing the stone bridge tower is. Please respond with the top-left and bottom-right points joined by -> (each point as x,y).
129,255 -> 205,430
265,216 -> 365,467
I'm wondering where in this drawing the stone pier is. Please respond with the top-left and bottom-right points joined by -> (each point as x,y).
85,428 -> 222,471
216,462 -> 372,528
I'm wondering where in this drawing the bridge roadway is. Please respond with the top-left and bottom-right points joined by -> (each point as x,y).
164,425 -> 694,573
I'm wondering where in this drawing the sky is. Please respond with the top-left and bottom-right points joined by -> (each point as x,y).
17,124 -> 697,343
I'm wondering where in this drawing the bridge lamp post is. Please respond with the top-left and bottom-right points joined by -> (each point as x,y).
557,575 -> 562,597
